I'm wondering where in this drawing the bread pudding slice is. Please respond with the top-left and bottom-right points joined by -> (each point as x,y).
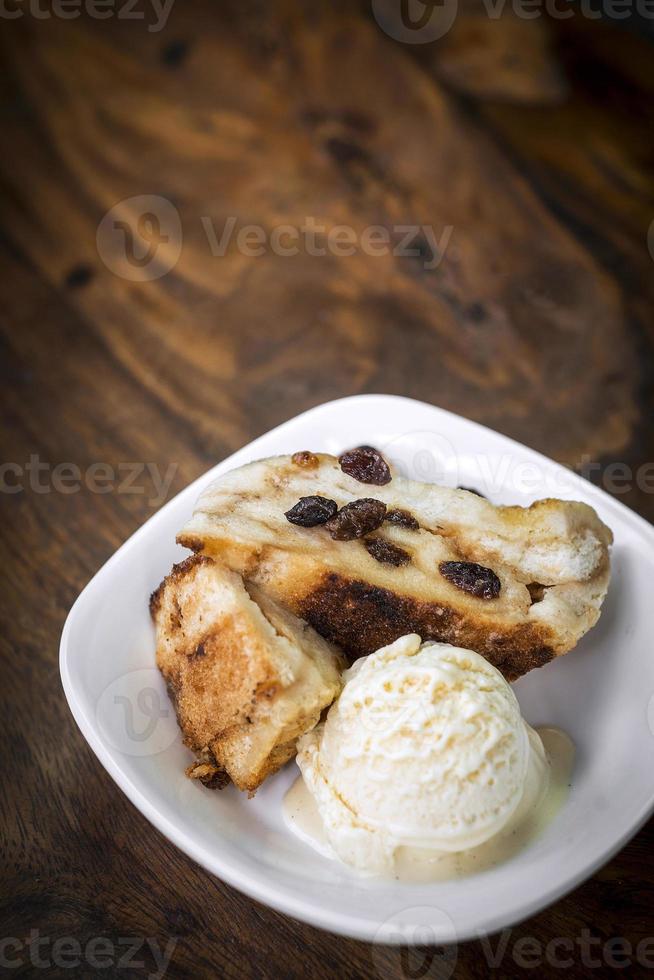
177,449 -> 612,681
150,555 -> 343,793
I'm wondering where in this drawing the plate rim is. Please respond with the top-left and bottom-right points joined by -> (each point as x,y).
59,393 -> 654,944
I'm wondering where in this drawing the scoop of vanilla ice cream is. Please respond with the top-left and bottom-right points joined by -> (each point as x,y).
296,634 -> 547,874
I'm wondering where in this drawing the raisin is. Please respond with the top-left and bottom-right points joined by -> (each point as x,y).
292,450 -> 319,468
186,761 -> 230,790
325,498 -> 387,540
365,537 -> 411,566
439,561 -> 501,599
385,508 -> 419,530
338,446 -> 392,485
285,495 -> 338,527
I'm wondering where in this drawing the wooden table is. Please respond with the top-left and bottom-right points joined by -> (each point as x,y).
2,3 -> 653,977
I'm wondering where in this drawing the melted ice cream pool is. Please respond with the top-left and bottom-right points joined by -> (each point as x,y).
283,727 -> 574,881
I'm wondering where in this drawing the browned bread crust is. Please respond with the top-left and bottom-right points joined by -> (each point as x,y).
178,452 -> 612,681
151,554 -> 343,793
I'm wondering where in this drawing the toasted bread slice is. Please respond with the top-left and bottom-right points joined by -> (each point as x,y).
177,451 -> 612,680
150,555 -> 343,793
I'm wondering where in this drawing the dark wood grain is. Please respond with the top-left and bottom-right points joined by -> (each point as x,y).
1,2 -> 653,978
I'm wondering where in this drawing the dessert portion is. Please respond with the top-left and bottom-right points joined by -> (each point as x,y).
288,635 -> 569,877
151,555 -> 343,793
178,447 -> 613,680
150,442 -> 609,813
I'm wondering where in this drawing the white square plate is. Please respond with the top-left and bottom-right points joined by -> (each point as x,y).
60,395 -> 654,944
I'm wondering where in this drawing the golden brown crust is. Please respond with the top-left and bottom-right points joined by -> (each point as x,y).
177,452 -> 612,681
149,553 -> 212,618
297,572 -> 555,681
151,555 -> 342,793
